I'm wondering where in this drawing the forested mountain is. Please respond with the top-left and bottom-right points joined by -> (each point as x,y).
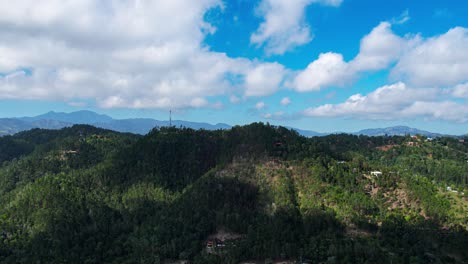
0,124 -> 467,263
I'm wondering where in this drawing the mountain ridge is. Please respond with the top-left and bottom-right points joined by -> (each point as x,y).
353,125 -> 445,137
0,110 -> 461,137
19,110 -> 114,124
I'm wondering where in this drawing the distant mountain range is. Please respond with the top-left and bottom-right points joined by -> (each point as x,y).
0,110 -> 460,137
0,111 -> 230,137
352,126 -> 447,138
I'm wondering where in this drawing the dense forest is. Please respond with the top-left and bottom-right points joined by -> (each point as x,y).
0,124 -> 467,263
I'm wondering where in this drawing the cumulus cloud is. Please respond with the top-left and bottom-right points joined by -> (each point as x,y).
293,20 -> 468,92
280,97 -> 291,106
294,52 -> 352,91
293,22 -> 408,91
391,27 -> 468,87
245,62 -> 286,96
293,19 -> 468,92
303,82 -> 467,122
350,22 -> 408,72
251,0 -> 342,55
0,0 -> 283,109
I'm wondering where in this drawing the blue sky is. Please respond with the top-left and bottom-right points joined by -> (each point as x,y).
0,0 -> 467,134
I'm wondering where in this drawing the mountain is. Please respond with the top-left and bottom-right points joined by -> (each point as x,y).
1,111 -> 231,136
0,118 -> 72,136
287,126 -> 327,137
94,118 -> 231,134
20,110 -> 114,124
355,126 -> 445,137
0,111 -> 459,137
0,124 -> 466,263
0,118 -> 33,136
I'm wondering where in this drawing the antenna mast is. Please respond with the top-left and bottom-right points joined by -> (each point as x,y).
169,109 -> 172,127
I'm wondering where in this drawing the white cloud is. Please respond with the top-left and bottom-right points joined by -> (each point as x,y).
0,0 -> 284,110
280,97 -> 291,106
451,83 -> 468,98
190,97 -> 209,108
350,22 -> 408,72
251,0 -> 342,55
293,22 -> 407,91
391,27 -> 468,87
293,21 -> 468,92
245,62 -> 285,96
303,82 -> 467,122
401,101 -> 467,123
255,101 -> 266,110
0,0 -> 465,125
294,52 -> 351,91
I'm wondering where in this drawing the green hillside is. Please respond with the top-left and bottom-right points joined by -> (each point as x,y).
0,124 -> 467,263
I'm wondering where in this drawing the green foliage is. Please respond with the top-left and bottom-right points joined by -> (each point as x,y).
0,124 -> 467,263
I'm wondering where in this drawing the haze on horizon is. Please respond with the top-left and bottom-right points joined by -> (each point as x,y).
0,0 -> 467,134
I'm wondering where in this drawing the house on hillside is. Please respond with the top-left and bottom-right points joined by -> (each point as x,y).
205,229 -> 244,254
216,239 -> 225,248
206,240 -> 214,253
206,240 -> 214,248
446,186 -> 460,193
59,150 -> 79,160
